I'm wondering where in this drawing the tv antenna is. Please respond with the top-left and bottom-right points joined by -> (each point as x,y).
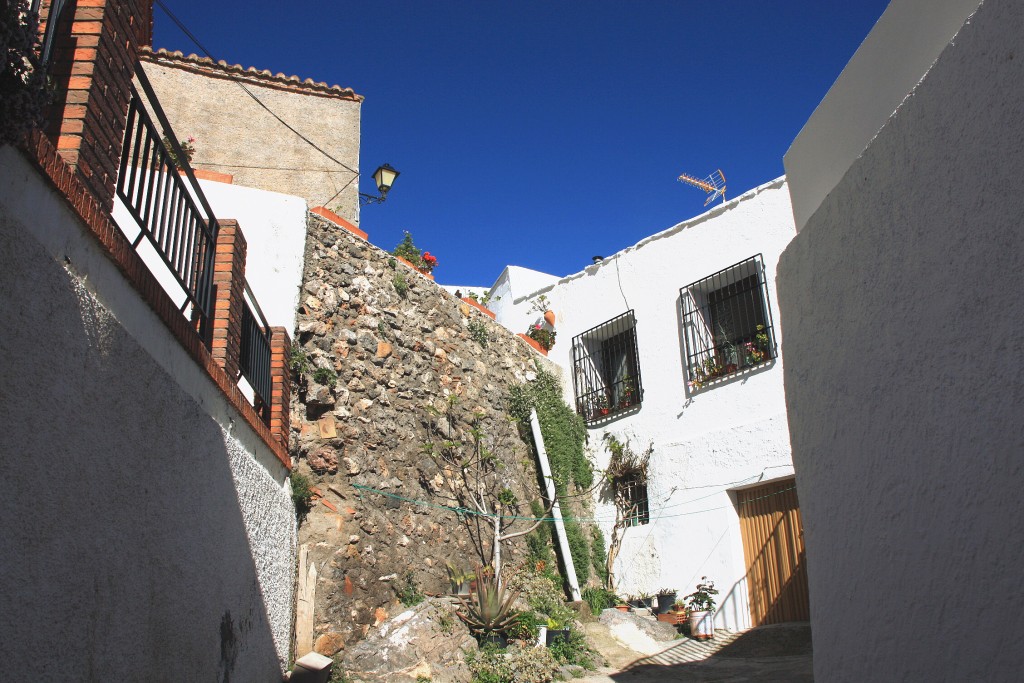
677,169 -> 727,206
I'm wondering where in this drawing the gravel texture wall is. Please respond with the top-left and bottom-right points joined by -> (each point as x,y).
0,146 -> 295,680
778,1 -> 1024,679
291,215 -> 563,655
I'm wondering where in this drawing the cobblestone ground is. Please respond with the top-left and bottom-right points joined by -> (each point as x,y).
578,622 -> 813,683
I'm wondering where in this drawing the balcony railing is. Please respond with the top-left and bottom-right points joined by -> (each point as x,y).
116,64 -> 218,340
572,311 -> 644,424
240,282 -> 272,411
114,63 -> 274,418
680,254 -> 777,390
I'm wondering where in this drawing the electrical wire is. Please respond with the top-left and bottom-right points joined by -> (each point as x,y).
153,0 -> 360,180
349,482 -> 798,525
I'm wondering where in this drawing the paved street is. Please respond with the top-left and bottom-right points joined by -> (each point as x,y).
579,622 -> 813,683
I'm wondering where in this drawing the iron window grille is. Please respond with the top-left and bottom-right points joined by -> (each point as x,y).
618,474 -> 649,527
572,311 -> 643,424
680,254 -> 777,390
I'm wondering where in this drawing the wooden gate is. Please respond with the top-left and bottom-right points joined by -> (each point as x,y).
736,478 -> 809,625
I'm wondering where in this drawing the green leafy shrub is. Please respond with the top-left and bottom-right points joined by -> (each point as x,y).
467,642 -> 558,683
468,318 -> 489,347
290,472 -> 314,518
1,1 -> 49,145
393,271 -> 409,298
396,572 -> 425,607
581,586 -> 618,613
547,628 -> 599,669
289,347 -> 311,376
564,521 -> 591,589
313,366 -> 337,386
507,369 -> 590,492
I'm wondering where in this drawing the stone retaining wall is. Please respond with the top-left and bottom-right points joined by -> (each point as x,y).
291,214 -> 562,654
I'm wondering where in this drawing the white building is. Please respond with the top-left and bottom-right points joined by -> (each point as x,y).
490,177 -> 803,631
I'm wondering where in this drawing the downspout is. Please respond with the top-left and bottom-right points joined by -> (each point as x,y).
529,408 -> 582,602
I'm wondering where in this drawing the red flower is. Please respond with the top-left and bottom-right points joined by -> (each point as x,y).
422,252 -> 438,265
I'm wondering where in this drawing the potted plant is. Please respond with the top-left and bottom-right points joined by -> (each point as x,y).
455,565 -> 520,648
656,587 -> 677,615
526,324 -> 556,351
619,376 -> 636,408
683,577 -> 719,640
446,562 -> 474,596
544,617 -> 570,647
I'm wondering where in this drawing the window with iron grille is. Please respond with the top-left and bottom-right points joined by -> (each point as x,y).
618,474 -> 649,527
571,311 -> 643,424
680,255 -> 777,390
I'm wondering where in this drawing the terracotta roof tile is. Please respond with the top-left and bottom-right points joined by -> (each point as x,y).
141,47 -> 364,102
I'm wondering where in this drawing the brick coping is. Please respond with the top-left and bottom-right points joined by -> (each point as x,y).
142,48 -> 363,102
310,206 -> 367,241
461,297 -> 496,319
394,255 -> 435,280
517,333 -> 549,356
21,131 -> 290,470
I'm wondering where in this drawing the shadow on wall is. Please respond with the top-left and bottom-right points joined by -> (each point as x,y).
0,216 -> 287,681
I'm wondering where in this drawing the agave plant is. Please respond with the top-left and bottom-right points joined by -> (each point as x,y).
455,565 -> 520,635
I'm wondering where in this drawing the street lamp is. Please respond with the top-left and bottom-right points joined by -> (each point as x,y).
359,163 -> 400,205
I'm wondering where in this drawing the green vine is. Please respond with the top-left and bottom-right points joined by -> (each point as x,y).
508,367 -> 594,588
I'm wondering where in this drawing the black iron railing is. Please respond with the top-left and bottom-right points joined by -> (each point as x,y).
680,254 -> 777,390
115,63 -> 219,341
240,282 -> 272,409
571,310 -> 643,424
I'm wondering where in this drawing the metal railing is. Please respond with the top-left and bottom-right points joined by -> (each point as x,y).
679,254 -> 777,390
571,310 -> 644,424
114,62 -> 273,415
239,282 -> 272,409
116,63 -> 220,341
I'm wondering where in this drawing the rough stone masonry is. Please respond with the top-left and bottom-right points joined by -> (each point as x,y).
291,214 -> 562,655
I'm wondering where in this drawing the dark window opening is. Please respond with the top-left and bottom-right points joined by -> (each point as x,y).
572,311 -> 643,424
618,474 -> 649,527
680,255 -> 777,390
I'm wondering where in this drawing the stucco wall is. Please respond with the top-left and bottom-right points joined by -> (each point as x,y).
777,0 -> 1024,679
512,179 -> 797,630
784,0 -> 982,231
141,54 -> 361,220
0,146 -> 296,680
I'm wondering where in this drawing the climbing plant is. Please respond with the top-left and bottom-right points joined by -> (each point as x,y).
507,366 -> 595,590
1,1 -> 49,145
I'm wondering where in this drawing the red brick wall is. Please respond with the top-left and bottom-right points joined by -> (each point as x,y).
41,0 -> 153,209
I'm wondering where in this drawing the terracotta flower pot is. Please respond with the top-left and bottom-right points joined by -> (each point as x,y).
543,310 -> 556,326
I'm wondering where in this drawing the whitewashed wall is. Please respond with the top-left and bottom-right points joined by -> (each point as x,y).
511,179 -> 797,630
488,265 -> 561,329
0,146 -> 296,680
111,176 -> 308,333
779,0 -> 1024,679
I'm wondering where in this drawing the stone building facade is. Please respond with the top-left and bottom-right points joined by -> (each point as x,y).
140,47 -> 363,220
289,213 -> 569,656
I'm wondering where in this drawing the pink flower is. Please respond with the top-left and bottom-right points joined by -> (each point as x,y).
534,324 -> 541,330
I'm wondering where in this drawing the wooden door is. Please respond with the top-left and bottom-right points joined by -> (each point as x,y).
736,478 -> 810,625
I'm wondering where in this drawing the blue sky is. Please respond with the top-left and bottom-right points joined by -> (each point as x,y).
153,0 -> 891,287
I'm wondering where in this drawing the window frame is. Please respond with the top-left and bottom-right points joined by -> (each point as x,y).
617,473 -> 649,527
680,254 -> 777,390
571,310 -> 643,424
